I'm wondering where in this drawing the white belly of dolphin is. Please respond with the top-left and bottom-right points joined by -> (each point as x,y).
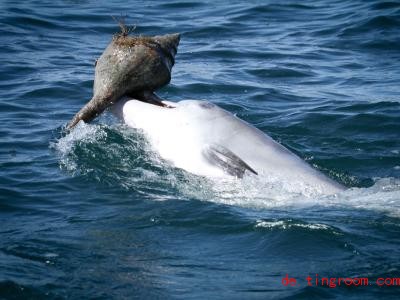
112,97 -> 345,195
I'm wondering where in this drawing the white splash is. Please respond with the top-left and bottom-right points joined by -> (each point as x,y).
51,121 -> 107,172
202,176 -> 400,218
254,220 -> 333,231
52,121 -> 400,218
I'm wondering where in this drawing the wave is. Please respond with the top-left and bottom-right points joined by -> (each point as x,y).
53,122 -> 400,218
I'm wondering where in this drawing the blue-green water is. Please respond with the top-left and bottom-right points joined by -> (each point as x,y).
1,0 -> 400,299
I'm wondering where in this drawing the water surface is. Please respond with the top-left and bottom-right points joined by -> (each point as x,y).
1,0 -> 400,299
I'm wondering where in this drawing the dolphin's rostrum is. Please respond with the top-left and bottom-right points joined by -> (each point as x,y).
67,27 -> 180,129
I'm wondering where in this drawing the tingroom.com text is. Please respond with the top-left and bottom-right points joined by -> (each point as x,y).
282,274 -> 400,288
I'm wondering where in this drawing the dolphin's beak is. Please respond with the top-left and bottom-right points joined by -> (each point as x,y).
67,32 -> 180,130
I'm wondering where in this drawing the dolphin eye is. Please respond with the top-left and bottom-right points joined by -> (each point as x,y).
94,59 -> 98,67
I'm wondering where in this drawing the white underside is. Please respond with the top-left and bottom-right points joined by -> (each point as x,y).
112,97 -> 345,195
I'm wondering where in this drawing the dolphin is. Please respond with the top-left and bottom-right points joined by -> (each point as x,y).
112,97 -> 345,195
67,29 -> 180,129
67,28 -> 344,195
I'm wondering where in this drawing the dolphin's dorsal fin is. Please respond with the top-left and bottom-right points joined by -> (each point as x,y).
203,144 -> 258,178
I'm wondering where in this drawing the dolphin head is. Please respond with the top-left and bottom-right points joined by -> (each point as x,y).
67,32 -> 180,129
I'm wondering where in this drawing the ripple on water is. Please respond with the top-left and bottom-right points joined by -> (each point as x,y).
1,0 -> 400,299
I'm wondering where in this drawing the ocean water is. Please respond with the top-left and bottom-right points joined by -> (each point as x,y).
1,0 -> 400,299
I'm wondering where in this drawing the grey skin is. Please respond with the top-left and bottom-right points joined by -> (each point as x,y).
67,32 -> 180,129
